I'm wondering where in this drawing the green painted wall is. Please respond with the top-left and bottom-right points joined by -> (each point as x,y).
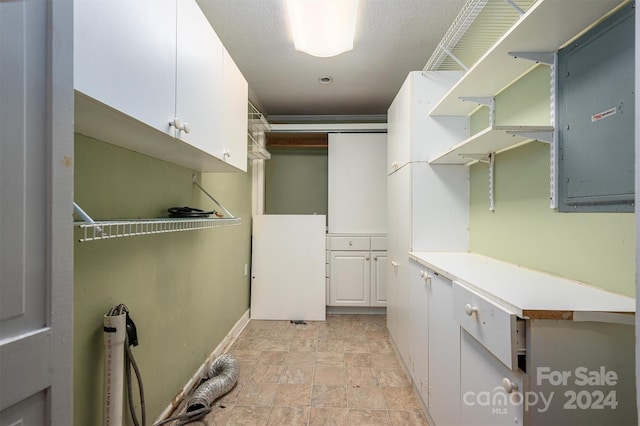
469,66 -> 635,297
265,148 -> 328,217
73,134 -> 252,425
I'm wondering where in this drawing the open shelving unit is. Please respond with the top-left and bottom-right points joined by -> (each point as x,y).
247,101 -> 271,160
75,217 -> 241,242
429,0 -> 627,117
73,175 -> 241,242
429,125 -> 553,165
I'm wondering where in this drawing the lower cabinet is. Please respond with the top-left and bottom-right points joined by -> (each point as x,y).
327,235 -> 386,307
409,260 -> 460,426
404,257 -> 636,426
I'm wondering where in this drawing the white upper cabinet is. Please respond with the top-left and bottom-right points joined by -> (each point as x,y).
221,49 -> 249,171
74,0 -> 176,135
74,0 -> 247,172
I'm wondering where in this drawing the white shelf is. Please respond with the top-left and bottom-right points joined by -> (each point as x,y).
429,0 -> 627,116
247,133 -> 271,160
429,125 -> 553,165
75,217 -> 241,242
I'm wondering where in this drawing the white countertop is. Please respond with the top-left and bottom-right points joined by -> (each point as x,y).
409,252 -> 635,321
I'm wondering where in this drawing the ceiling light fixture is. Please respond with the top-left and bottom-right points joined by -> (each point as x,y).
286,0 -> 358,58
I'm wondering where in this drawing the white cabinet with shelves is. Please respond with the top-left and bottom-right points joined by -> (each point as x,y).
410,251 -> 636,426
386,71 -> 469,369
74,0 -> 247,172
326,235 -> 386,308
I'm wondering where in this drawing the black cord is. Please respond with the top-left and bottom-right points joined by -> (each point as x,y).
125,334 -> 146,426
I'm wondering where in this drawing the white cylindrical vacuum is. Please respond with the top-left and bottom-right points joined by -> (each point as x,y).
103,311 -> 127,426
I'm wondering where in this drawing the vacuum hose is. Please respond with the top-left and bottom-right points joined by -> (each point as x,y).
154,354 -> 239,426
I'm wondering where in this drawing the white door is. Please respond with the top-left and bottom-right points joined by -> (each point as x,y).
251,215 -> 326,320
0,0 -> 73,424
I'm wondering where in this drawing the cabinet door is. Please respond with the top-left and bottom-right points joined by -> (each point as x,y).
428,272 -> 461,426
460,331 -> 523,426
371,252 -> 387,306
221,49 -> 248,171
386,167 -> 411,366
408,262 -> 429,406
175,0 -> 224,154
329,251 -> 370,306
74,0 -> 176,135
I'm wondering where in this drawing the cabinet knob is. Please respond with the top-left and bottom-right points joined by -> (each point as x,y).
348,240 -> 352,246
502,378 -> 518,394
391,161 -> 399,170
170,117 -> 190,134
391,261 -> 399,268
366,256 -> 370,261
224,150 -> 231,158
464,303 -> 478,316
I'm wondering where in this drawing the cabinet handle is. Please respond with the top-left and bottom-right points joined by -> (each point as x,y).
391,261 -> 399,268
464,303 -> 478,316
366,256 -> 370,261
348,240 -> 352,246
373,256 -> 378,261
224,150 -> 231,158
502,378 -> 518,394
170,117 -> 190,134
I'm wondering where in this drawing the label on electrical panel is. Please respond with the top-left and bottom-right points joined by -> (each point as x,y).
591,107 -> 617,123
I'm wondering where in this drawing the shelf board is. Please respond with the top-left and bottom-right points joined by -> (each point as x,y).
429,0 -> 627,116
429,125 -> 553,165
75,217 -> 241,242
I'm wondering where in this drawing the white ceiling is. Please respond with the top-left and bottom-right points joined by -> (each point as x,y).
197,0 -> 467,120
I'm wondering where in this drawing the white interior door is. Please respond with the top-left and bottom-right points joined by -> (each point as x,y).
251,215 -> 326,320
0,0 -> 73,424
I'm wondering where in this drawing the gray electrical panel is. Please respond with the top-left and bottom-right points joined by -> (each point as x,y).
557,2 -> 635,212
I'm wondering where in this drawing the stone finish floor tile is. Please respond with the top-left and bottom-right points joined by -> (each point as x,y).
168,314 -> 431,425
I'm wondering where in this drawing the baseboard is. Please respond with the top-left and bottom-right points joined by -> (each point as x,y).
154,308 -> 251,423
326,306 -> 387,315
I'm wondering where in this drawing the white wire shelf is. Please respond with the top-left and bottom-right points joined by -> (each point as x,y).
75,217 -> 241,242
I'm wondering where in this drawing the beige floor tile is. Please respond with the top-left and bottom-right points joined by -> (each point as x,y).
226,405 -> 271,426
344,352 -> 373,368
347,386 -> 387,409
376,368 -> 410,387
308,407 -> 350,426
279,365 -> 315,384
314,366 -> 346,386
285,351 -> 316,367
347,367 -> 379,387
289,338 -> 317,352
315,352 -> 344,366
251,365 -> 283,384
236,382 -> 278,406
343,339 -> 370,352
382,387 -> 422,410
316,339 -> 344,353
175,314 -> 433,426
349,408 -> 391,425
388,409 -> 429,425
310,385 -> 348,408
372,353 -> 401,369
256,350 -> 287,365
267,406 -> 308,425
274,384 -> 312,407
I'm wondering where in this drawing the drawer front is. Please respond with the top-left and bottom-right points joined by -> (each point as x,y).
329,236 -> 370,251
370,236 -> 387,251
453,281 -> 523,370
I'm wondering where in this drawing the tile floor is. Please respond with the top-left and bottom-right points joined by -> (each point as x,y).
179,314 -> 429,425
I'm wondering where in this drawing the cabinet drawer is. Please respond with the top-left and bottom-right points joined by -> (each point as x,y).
453,281 -> 525,370
329,236 -> 370,251
370,236 -> 387,251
